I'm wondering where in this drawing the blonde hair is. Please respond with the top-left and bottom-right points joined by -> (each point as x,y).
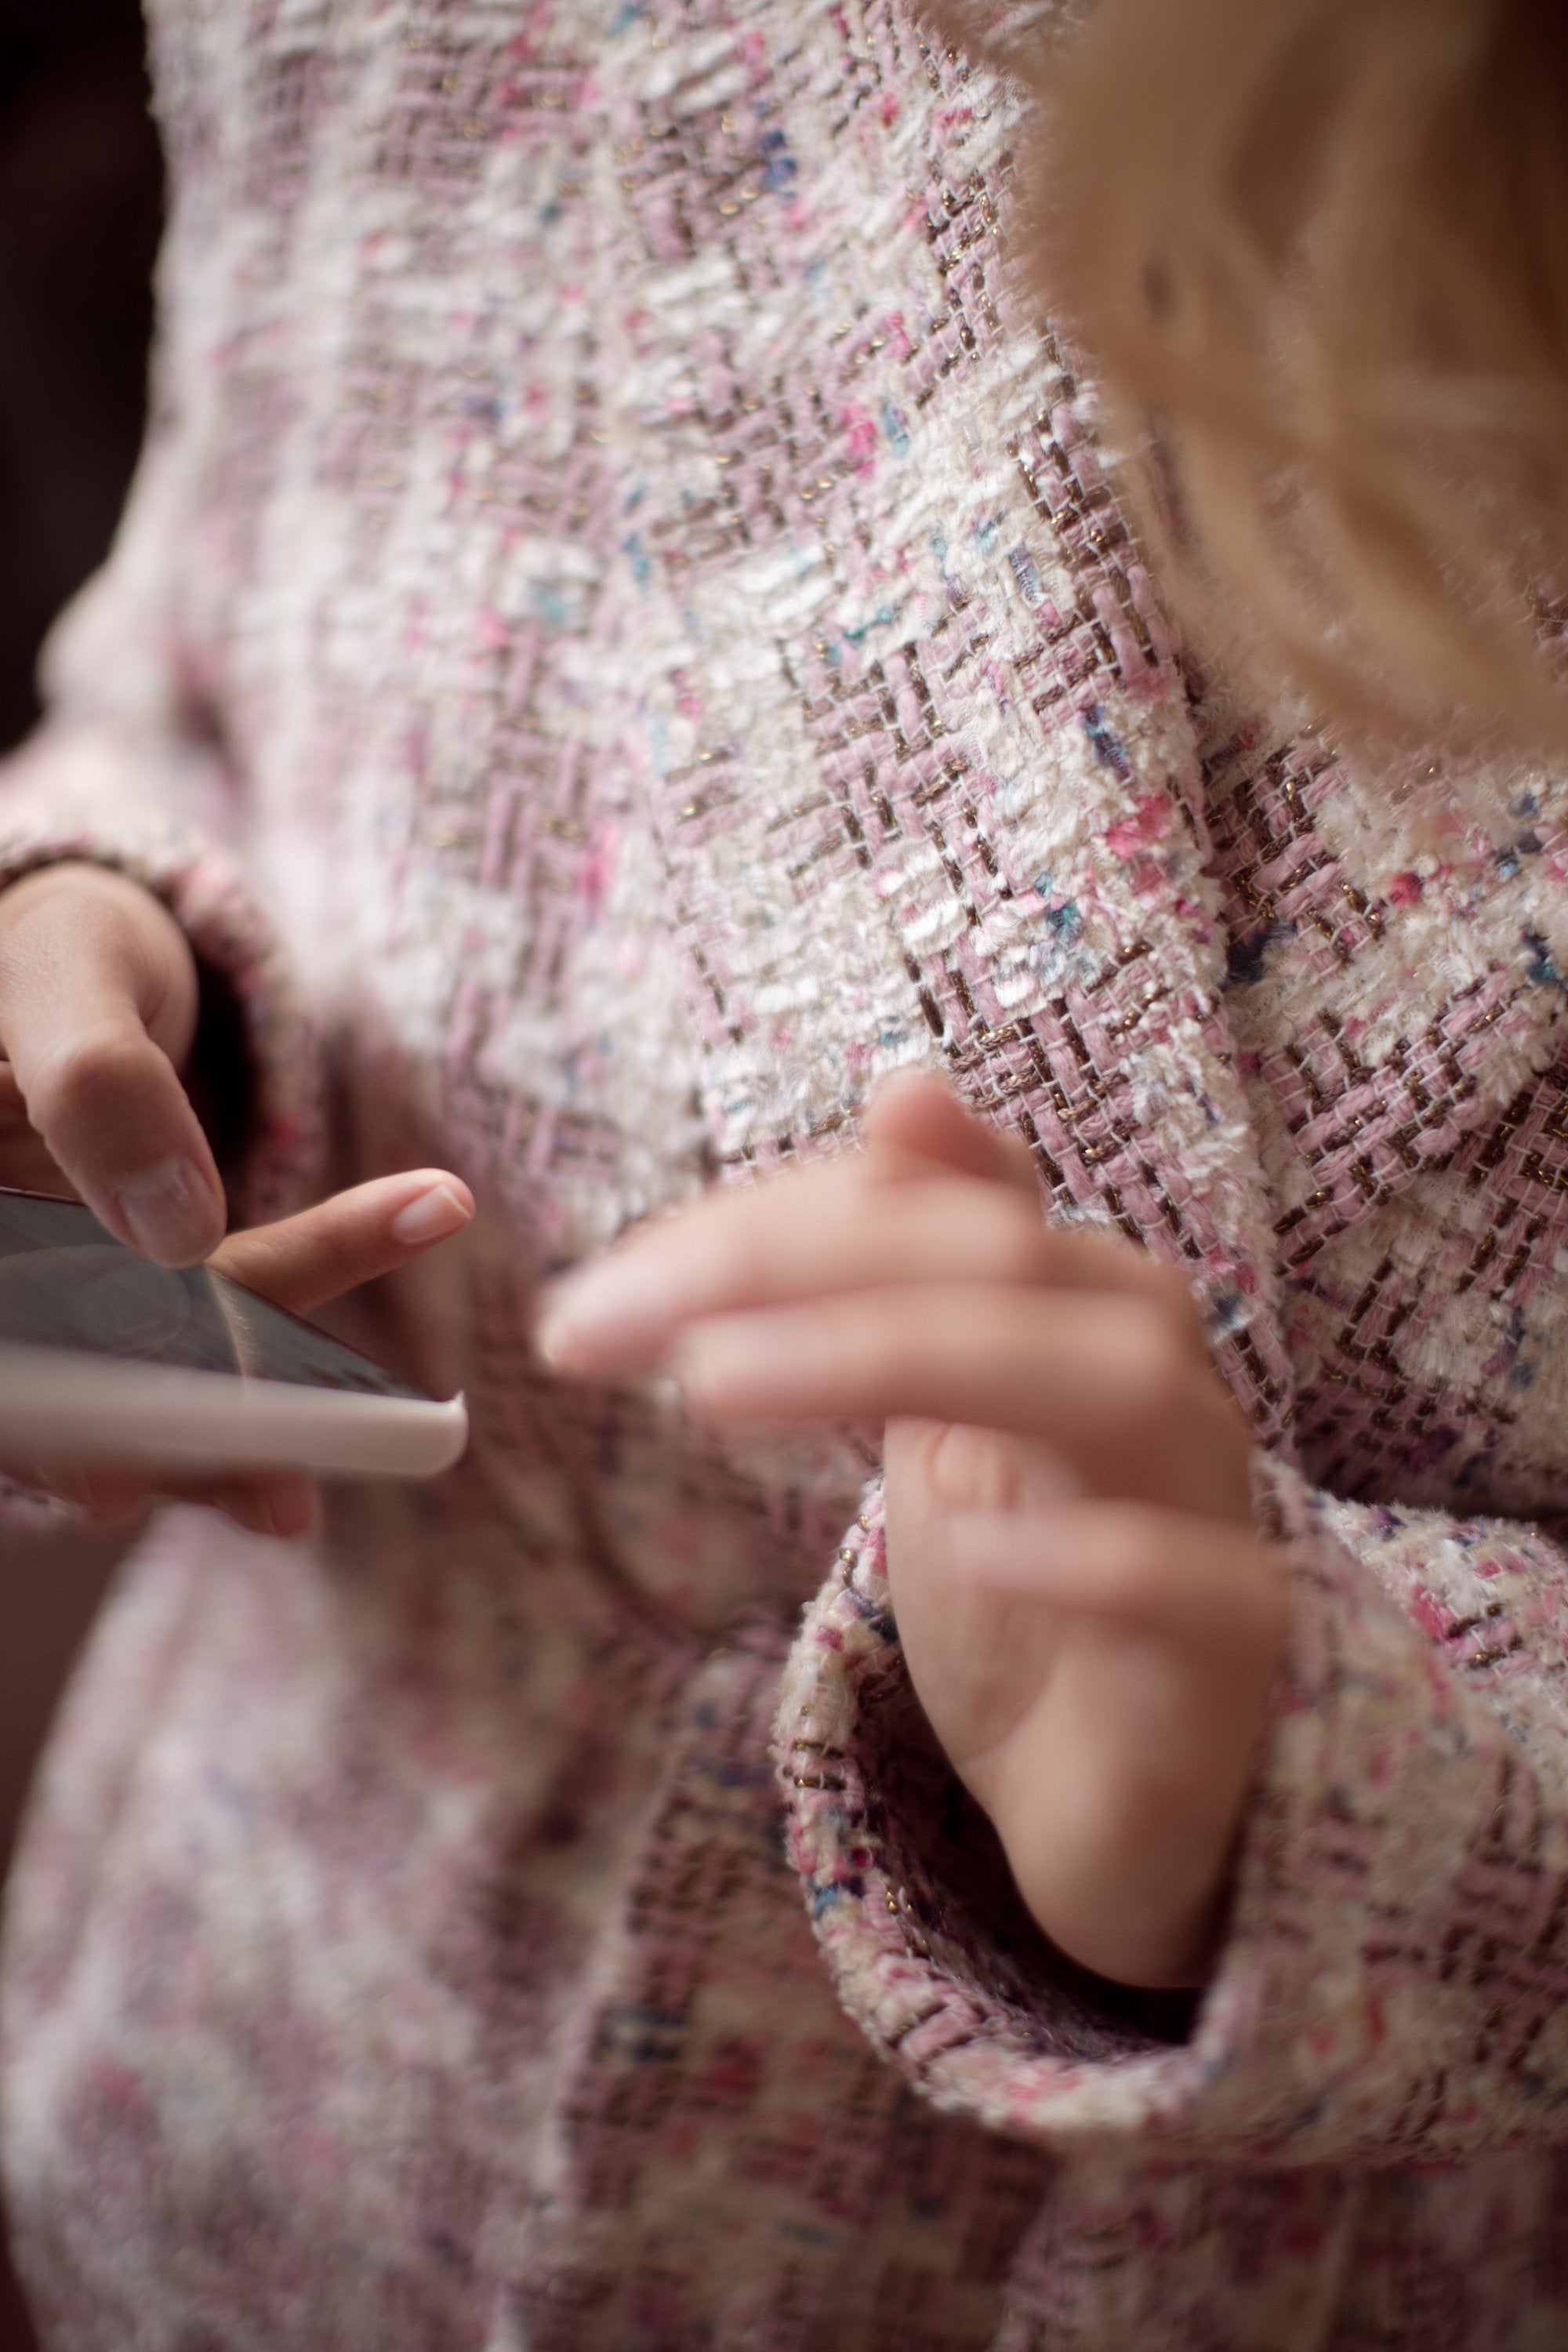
1009,0 -> 1568,749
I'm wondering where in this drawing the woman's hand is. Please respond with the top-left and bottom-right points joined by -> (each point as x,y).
0,861 -> 475,1538
536,1074 -> 1287,1990
0,862 -> 228,1261
43,1167 -> 475,1538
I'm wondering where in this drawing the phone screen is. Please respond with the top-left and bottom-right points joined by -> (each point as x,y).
0,1189 -> 430,1402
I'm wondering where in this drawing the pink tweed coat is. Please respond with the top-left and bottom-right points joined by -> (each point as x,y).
4,2 -> 1568,2344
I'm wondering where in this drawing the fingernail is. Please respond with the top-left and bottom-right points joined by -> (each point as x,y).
535,1254 -> 685,1373
114,1156 -> 220,1266
390,1182 -> 471,1247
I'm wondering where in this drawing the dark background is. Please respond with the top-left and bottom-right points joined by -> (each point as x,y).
0,2 -> 163,2343
0,0 -> 160,746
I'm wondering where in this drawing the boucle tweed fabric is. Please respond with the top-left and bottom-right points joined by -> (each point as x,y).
4,1 -> 1568,2344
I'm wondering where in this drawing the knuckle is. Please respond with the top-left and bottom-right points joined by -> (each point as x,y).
230,1217 -> 332,1301
926,1421 -> 1025,1511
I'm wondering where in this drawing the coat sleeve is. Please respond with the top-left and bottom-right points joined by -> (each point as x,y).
775,1460 -> 1568,2168
0,422 -> 319,1226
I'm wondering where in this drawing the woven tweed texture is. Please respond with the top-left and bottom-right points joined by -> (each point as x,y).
4,2 -> 1568,2347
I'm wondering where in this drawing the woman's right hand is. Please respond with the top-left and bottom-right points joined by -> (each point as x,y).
0,860 -> 225,1263
0,860 -> 476,1537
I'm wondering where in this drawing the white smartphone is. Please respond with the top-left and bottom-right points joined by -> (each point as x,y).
0,1187 -> 467,1479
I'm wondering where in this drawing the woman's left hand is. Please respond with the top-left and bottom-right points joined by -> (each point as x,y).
536,1074 -> 1287,1990
37,1168 -> 475,1540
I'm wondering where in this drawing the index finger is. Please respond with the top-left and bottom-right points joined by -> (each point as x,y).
536,1164 -> 1203,1377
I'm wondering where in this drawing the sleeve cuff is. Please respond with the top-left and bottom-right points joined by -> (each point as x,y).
775,1468 -> 1568,2165
0,726 -> 319,1225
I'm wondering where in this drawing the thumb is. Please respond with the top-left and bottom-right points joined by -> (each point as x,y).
211,1169 -> 475,1314
0,866 -> 226,1265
